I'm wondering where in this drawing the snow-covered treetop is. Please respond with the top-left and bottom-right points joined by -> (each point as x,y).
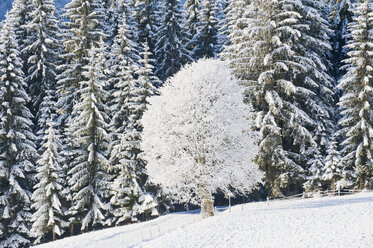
141,59 -> 263,205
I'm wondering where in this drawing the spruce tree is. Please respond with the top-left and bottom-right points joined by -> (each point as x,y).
111,41 -> 160,223
67,39 -> 111,231
328,0 -> 356,79
184,0 -> 202,52
323,136 -> 344,190
216,0 -> 231,54
226,0 -> 335,196
56,0 -> 107,125
134,0 -> 159,51
0,13 -> 37,247
185,0 -> 201,38
220,0 -> 250,63
107,13 -> 138,224
108,11 -> 160,223
337,0 -> 373,189
191,0 -> 219,59
22,0 -> 62,127
30,114 -> 69,243
9,0 -> 32,65
154,0 -> 191,81
56,0 -> 108,232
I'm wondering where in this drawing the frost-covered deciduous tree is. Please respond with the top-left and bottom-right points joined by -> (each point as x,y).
67,40 -> 111,231
0,14 -> 37,247
141,59 -> 262,218
31,116 -> 69,243
337,0 -> 373,189
154,0 -> 191,81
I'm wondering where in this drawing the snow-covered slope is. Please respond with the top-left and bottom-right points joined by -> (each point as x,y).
37,192 -> 373,248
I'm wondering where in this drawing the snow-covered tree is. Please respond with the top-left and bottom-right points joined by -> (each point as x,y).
141,59 -> 262,218
225,0 -> 335,196
9,0 -> 32,64
220,0 -> 250,62
56,0 -> 107,124
215,0 -> 231,53
0,13 -> 37,247
22,0 -> 62,129
107,12 -> 141,224
184,0 -> 202,51
154,0 -> 191,81
337,0 -> 373,189
31,116 -> 69,243
56,0 -> 108,232
109,41 -> 160,224
301,0 -> 336,192
67,40 -> 111,231
190,0 -> 219,59
328,0 -> 356,79
134,0 -> 159,51
136,42 -> 162,89
323,136 -> 344,190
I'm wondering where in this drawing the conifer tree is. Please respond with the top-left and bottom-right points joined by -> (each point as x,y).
184,0 -> 202,52
22,0 -> 62,126
185,0 -> 201,38
67,39 -> 111,231
134,0 -> 159,51
9,0 -> 32,65
108,13 -> 160,222
337,0 -> 373,189
226,0 -> 335,196
56,0 -> 109,231
154,0 -> 191,81
107,13 -> 139,224
323,136 -> 344,190
191,0 -> 219,59
56,0 -> 107,124
328,0 -> 356,79
0,14 -> 37,247
215,0 -> 231,53
31,114 -> 69,243
220,0 -> 250,63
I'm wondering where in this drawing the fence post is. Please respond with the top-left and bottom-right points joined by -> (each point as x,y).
229,195 -> 231,213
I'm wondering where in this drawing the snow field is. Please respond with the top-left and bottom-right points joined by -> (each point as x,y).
38,192 -> 373,248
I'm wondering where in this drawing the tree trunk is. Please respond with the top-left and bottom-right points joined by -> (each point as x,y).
53,230 -> 56,241
200,187 -> 214,218
70,223 -> 74,236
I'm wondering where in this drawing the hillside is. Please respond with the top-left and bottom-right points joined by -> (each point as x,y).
37,192 -> 373,248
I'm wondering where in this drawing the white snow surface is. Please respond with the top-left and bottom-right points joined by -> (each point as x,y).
37,192 -> 373,248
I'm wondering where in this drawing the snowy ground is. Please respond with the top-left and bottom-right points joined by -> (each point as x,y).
37,192 -> 373,248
